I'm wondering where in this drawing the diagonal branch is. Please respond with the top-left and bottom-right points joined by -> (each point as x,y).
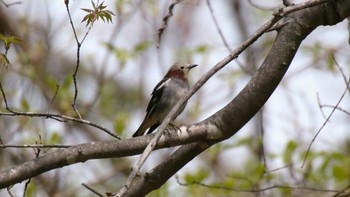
117,0 -> 333,196
117,11 -> 280,197
121,0 -> 349,195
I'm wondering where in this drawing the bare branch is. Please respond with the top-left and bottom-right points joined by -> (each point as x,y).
119,0 -> 332,195
0,144 -> 71,149
274,0 -> 327,17
47,83 -> 60,113
0,126 -> 216,189
176,176 -> 340,194
206,0 -> 232,53
0,81 -> 13,112
320,105 -> 350,116
333,54 -> 350,93
82,183 -> 104,197
65,1 -> 96,119
156,0 -> 183,48
0,111 -> 120,139
0,0 -> 21,8
7,186 -> 14,197
23,144 -> 40,197
118,12 -> 279,197
302,76 -> 350,167
1,74 -> 119,139
333,185 -> 350,197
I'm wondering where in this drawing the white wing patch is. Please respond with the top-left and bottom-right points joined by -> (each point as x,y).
155,78 -> 171,92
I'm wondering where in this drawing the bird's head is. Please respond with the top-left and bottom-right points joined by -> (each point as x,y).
165,63 -> 198,80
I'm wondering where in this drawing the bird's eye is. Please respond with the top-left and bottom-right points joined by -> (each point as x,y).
180,66 -> 184,69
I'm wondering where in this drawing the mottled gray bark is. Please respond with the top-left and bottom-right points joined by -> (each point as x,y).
0,1 -> 349,196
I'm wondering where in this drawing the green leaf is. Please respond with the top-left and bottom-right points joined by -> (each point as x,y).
184,173 -> 194,183
25,180 -> 37,197
195,44 -> 208,53
332,164 -> 348,180
114,48 -> 130,64
133,41 -> 151,53
326,52 -> 335,71
21,97 -> 30,111
113,112 -> 130,135
184,168 -> 209,184
49,132 -> 62,144
81,1 -> 115,27
283,140 -> 298,163
0,33 -> 22,51
62,75 -> 73,90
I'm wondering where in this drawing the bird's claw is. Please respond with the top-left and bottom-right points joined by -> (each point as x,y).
169,122 -> 180,131
163,123 -> 179,136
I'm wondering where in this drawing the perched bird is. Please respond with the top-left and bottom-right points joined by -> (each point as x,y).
132,63 -> 198,137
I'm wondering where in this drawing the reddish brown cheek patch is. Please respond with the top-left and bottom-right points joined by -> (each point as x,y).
165,69 -> 186,80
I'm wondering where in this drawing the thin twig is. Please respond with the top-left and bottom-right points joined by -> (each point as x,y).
23,142 -> 41,197
302,54 -> 350,167
7,186 -> 14,197
176,176 -> 340,193
0,0 -> 21,8
317,93 -> 327,119
117,0 -> 329,196
0,144 -> 71,148
47,83 -> 60,113
273,0 -> 327,17
65,2 -> 82,119
302,77 -> 350,168
264,164 -> 290,174
156,0 -> 183,48
206,0 -> 232,53
258,110 -> 267,173
0,81 -> 12,112
0,81 -> 120,139
318,92 -> 350,118
82,183 -> 104,197
333,185 -> 350,197
321,105 -> 350,116
0,111 -> 120,139
22,173 -> 32,197
65,1 -> 95,119
333,54 -> 350,93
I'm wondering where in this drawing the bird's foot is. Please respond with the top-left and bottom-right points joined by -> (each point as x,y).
168,122 -> 180,131
163,123 -> 180,136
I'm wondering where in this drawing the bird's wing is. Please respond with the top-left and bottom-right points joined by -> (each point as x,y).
145,77 -> 170,116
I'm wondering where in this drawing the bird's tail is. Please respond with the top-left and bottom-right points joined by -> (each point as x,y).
132,122 -> 148,137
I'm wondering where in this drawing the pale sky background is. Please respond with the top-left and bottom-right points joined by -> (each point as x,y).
1,0 -> 349,196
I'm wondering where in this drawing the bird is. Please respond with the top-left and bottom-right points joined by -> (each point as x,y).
132,63 -> 198,137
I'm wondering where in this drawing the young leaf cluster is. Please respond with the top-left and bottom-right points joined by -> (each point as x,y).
81,0 -> 115,27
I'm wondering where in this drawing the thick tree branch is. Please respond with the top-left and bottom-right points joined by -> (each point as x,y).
0,0 -> 349,194
124,142 -> 213,197
122,0 -> 350,195
0,124 -> 217,189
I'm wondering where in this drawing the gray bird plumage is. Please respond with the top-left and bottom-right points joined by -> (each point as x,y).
132,63 -> 197,137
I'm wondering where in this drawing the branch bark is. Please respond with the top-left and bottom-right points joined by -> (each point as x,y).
121,0 -> 350,196
0,124 -> 216,189
0,0 -> 349,195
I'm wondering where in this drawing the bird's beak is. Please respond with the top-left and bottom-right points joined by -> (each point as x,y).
187,64 -> 198,70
